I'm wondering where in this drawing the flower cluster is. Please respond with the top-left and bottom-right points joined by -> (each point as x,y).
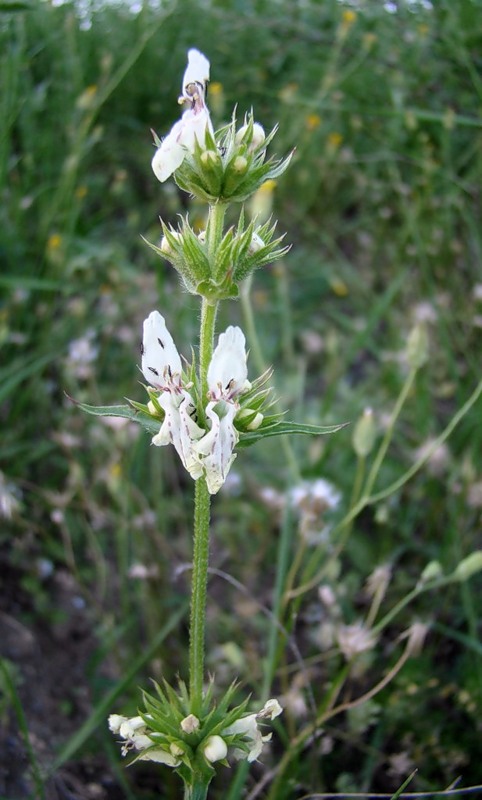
140,311 -> 267,494
150,49 -> 292,204
108,680 -> 282,781
146,211 -> 289,300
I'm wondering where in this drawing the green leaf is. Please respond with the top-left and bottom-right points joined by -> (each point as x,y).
73,399 -> 348,449
72,400 -> 160,436
238,420 -> 349,447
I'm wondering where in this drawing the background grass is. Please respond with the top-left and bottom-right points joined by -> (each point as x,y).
1,0 -> 481,798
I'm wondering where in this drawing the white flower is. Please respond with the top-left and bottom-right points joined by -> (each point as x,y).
203,735 -> 228,763
222,699 -> 282,762
194,327 -> 249,494
142,315 -> 251,494
108,714 -> 180,766
142,311 -> 205,479
152,49 -> 214,182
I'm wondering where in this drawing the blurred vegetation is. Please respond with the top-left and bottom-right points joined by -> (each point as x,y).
0,0 -> 481,798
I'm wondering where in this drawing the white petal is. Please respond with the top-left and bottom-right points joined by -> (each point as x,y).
138,747 -> 180,766
151,120 -> 186,182
130,732 -> 153,750
142,311 -> 182,388
179,394 -> 205,479
151,107 -> 213,182
178,106 -> 213,151
195,402 -> 238,494
183,49 -> 210,92
260,698 -> 283,720
222,713 -> 257,739
152,392 -> 204,481
108,714 -> 127,734
246,730 -> 267,762
222,713 -> 264,762
203,735 -> 228,763
118,716 -> 147,740
207,327 -> 248,400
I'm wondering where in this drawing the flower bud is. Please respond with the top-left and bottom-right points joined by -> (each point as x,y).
236,122 -> 266,151
203,735 -> 228,762
237,408 -> 264,430
406,323 -> 429,369
405,621 -> 429,656
249,232 -> 265,254
453,551 -> 482,582
147,399 -> 162,417
233,156 -> 248,174
352,407 -> 376,458
419,560 -> 443,584
180,713 -> 200,733
160,236 -> 173,256
200,149 -> 221,169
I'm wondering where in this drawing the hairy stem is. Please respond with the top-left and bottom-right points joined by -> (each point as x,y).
189,229 -> 220,714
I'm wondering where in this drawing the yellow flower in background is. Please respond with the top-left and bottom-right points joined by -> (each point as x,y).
209,81 -> 223,96
338,9 -> 357,39
207,81 -> 224,115
109,462 -> 122,480
342,9 -> 357,24
75,185 -> 88,199
327,132 -> 343,153
47,233 -> 62,252
330,277 -> 349,297
248,179 -> 277,221
305,113 -> 321,132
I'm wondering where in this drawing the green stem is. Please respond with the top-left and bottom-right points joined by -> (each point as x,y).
206,202 -> 226,266
363,365 -> 417,498
189,477 -> 212,715
189,221 -> 221,714
198,298 -> 218,404
183,779 -> 211,800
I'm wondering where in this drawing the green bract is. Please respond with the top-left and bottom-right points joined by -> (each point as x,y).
173,113 -> 293,205
145,206 -> 290,300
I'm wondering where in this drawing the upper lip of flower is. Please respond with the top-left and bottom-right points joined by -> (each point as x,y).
207,326 -> 248,401
141,310 -> 184,393
180,49 -> 210,104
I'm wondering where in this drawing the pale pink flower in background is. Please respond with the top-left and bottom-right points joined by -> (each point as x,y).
336,621 -> 377,661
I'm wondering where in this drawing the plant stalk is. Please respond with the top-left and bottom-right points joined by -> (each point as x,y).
189,221 -> 221,715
